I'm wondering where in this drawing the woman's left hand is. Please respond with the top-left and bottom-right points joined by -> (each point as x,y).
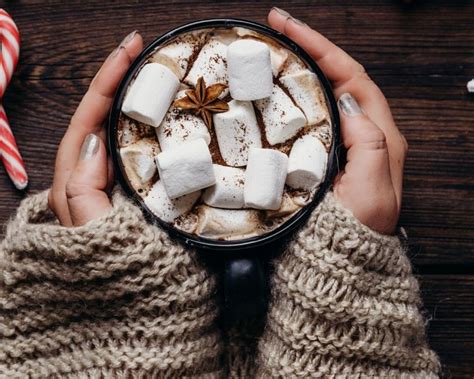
48,31 -> 143,226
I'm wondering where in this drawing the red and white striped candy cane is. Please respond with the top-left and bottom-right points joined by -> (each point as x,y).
0,9 -> 27,190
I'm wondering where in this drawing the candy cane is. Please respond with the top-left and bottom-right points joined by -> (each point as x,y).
0,9 -> 27,190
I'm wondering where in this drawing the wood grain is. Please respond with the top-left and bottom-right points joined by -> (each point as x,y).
0,0 -> 472,376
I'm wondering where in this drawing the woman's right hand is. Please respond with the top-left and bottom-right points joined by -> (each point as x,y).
269,8 -> 408,235
48,31 -> 143,227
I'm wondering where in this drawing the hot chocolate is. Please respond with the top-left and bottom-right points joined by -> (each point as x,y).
117,26 -> 333,241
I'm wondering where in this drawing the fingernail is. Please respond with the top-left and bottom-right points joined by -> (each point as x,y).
111,30 -> 138,58
80,134 -> 100,161
338,93 -> 363,117
272,7 -> 291,17
111,45 -> 125,58
119,30 -> 138,48
289,16 -> 308,27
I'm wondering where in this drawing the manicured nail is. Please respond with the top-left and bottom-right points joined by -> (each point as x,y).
338,93 -> 363,117
120,30 -> 138,48
110,30 -> 138,58
80,134 -> 100,160
272,7 -> 291,17
111,45 -> 125,58
289,16 -> 307,27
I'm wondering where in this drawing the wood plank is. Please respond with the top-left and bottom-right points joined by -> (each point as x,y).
0,1 -> 472,376
420,275 -> 474,378
0,0 -> 473,266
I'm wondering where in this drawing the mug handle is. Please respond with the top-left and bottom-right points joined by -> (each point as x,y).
223,257 -> 268,323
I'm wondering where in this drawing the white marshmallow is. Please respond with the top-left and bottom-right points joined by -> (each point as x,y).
120,138 -> 159,189
286,134 -> 328,190
118,118 -> 155,147
122,63 -> 180,128
244,148 -> 289,210
184,38 -> 228,87
213,100 -> 262,166
196,206 -> 260,239
151,32 -> 206,80
144,180 -> 200,223
308,121 -> 332,151
157,91 -> 211,151
202,165 -> 245,209
254,84 -> 307,145
280,69 -> 329,125
233,28 -> 289,75
227,40 -> 273,101
280,52 -> 306,76
266,192 -> 301,219
156,138 -> 215,199
467,79 -> 474,93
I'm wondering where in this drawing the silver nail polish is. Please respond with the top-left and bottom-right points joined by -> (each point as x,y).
120,30 -> 138,48
338,93 -> 363,117
272,7 -> 291,17
111,45 -> 125,58
290,17 -> 308,27
80,134 -> 100,160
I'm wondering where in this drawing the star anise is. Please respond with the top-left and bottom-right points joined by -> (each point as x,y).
173,76 -> 229,129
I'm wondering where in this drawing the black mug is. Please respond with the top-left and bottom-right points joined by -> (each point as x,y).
108,18 -> 340,323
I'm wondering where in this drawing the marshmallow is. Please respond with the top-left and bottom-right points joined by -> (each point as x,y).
151,32 -> 207,80
308,121 -> 332,151
122,63 -> 180,127
156,138 -> 215,199
157,91 -> 211,151
266,192 -> 301,219
213,100 -> 262,166
234,28 -> 289,75
227,40 -> 273,100
202,165 -> 245,209
244,148 -> 289,210
467,79 -> 474,93
196,206 -> 260,239
286,134 -> 328,190
280,52 -> 306,76
184,38 -> 228,88
120,138 -> 159,190
118,117 -> 155,147
280,69 -> 329,126
144,180 -> 200,223
254,84 -> 307,145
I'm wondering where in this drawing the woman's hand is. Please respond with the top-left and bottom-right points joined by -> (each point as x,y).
269,8 -> 408,234
48,31 -> 143,226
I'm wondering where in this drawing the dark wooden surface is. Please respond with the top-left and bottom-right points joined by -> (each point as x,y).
0,0 -> 472,377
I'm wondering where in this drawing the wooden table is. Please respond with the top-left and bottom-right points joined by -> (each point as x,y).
0,1 -> 472,377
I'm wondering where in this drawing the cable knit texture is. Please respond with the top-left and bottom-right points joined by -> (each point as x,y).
0,189 -> 223,378
256,192 -> 440,378
0,190 -> 440,378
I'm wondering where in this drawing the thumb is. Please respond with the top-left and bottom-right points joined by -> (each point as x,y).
334,93 -> 398,233
337,92 -> 392,181
65,133 -> 112,226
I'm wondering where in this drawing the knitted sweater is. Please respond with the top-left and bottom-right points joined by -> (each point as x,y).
0,190 -> 440,378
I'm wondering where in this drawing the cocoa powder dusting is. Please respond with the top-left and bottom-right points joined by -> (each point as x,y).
207,122 -> 227,166
253,103 -> 271,149
117,26 -> 333,242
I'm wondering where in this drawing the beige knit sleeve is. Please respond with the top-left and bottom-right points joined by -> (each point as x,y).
257,192 -> 441,378
0,190 -> 223,378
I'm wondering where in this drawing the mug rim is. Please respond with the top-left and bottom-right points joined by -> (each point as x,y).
108,18 -> 341,252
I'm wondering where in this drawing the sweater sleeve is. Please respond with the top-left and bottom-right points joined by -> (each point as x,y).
0,190 -> 223,378
256,192 -> 441,378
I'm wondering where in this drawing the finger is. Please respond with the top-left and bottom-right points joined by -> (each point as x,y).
71,31 -> 143,132
268,8 -> 365,86
51,31 -> 143,225
335,93 -> 399,233
267,8 -> 407,203
65,134 -> 112,226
